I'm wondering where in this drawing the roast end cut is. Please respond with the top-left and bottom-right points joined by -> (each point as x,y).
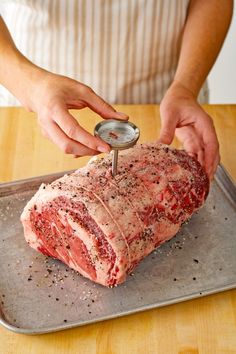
21,143 -> 209,286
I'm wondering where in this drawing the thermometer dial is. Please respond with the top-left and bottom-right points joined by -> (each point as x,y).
94,120 -> 140,150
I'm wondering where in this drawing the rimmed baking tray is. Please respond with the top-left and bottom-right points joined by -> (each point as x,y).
0,164 -> 235,334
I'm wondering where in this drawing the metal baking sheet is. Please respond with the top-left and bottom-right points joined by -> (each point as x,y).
0,165 -> 235,335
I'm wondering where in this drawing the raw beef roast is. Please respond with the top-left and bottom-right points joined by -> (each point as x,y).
21,143 -> 209,286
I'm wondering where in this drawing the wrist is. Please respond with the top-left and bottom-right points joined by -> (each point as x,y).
160,80 -> 199,116
17,60 -> 49,111
166,80 -> 198,101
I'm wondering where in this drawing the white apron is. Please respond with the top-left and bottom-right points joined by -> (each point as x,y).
0,0 -> 208,106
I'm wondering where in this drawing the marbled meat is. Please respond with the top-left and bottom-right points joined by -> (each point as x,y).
21,143 -> 209,286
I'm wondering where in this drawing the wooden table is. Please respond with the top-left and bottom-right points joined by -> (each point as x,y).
0,105 -> 236,354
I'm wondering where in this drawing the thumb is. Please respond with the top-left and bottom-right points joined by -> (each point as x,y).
158,116 -> 177,145
86,89 -> 129,121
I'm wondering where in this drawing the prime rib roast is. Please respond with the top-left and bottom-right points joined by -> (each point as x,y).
21,142 -> 209,287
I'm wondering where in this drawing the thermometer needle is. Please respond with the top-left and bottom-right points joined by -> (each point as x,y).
112,150 -> 118,176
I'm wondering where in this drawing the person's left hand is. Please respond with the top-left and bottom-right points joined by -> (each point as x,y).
159,81 -> 220,180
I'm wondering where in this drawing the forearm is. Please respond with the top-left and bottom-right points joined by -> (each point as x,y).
173,0 -> 233,97
0,16 -> 46,108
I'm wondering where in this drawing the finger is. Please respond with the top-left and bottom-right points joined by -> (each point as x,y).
158,116 -> 177,145
202,135 -> 219,179
205,152 -> 219,181
73,152 -> 99,159
213,153 -> 221,177
197,148 -> 205,167
204,143 -> 219,177
196,115 -> 219,179
44,120 -> 99,156
85,89 -> 129,120
208,152 -> 220,181
176,126 -> 207,169
176,126 -> 204,153
53,106 -> 111,153
188,148 -> 204,167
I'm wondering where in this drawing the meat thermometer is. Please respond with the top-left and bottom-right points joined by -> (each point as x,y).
94,120 -> 140,176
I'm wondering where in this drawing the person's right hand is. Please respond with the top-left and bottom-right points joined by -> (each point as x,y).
25,71 -> 129,157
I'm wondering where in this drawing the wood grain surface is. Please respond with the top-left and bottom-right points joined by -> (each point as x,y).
0,105 -> 236,354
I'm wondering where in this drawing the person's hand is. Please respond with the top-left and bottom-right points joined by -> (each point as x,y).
25,71 -> 128,157
159,81 -> 220,180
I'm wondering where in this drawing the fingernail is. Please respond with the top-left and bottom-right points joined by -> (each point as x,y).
116,112 -> 129,120
97,146 -> 110,153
